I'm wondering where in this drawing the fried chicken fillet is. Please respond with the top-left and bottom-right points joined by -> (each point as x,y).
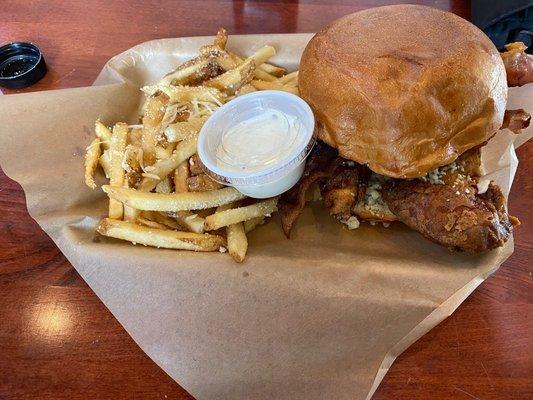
279,143 -> 522,253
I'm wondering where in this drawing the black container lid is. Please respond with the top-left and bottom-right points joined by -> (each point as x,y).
0,42 -> 47,89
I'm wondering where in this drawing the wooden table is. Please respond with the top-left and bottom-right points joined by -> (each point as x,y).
1,1 -> 531,399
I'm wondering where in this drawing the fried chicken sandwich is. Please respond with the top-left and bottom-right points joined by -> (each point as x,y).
280,5 -> 532,253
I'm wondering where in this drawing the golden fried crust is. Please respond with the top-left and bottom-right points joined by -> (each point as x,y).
299,5 -> 507,178
455,148 -> 482,178
383,180 -> 518,253
320,159 -> 369,220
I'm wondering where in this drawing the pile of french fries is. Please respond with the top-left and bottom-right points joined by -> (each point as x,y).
84,28 -> 298,262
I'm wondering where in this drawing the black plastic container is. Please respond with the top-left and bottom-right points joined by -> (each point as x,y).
0,42 -> 47,89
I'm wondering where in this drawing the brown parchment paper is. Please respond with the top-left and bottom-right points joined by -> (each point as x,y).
0,34 -> 531,400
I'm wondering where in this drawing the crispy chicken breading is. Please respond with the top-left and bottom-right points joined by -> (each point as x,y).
320,159 -> 369,221
383,180 -> 519,253
280,141 -> 519,253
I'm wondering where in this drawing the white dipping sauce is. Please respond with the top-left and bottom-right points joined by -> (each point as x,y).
197,90 -> 315,198
216,109 -> 300,173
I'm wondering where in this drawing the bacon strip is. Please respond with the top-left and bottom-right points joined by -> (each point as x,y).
502,109 -> 531,133
278,142 -> 337,237
501,42 -> 533,87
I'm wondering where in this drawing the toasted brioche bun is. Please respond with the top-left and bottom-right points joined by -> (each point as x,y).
299,5 -> 507,178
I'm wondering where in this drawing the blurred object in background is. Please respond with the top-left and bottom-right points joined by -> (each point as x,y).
472,0 -> 533,52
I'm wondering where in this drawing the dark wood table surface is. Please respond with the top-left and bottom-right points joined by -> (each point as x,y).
1,1 -> 531,399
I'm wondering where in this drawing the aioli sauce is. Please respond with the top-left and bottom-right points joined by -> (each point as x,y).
216,109 -> 301,173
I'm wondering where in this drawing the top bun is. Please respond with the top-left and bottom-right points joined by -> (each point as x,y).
299,5 -> 507,178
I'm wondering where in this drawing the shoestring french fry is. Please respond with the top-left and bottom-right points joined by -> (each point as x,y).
254,68 -> 277,82
277,71 -> 298,84
141,94 -> 168,165
169,161 -> 206,233
94,120 -> 111,149
235,84 -> 257,96
204,198 -> 278,231
102,185 -> 247,212
85,29 -> 299,261
214,27 -> 228,50
250,80 -> 299,95
157,56 -> 214,87
150,210 -> 205,234
137,216 -> 168,230
154,142 -> 177,160
145,85 -> 226,104
217,204 -> 248,263
228,51 -> 285,77
123,205 -> 139,222
172,211 -> 206,233
204,45 -> 276,93
84,138 -> 101,189
257,62 -> 286,77
174,161 -> 189,194
139,132 -> 199,192
122,142 -> 141,222
165,117 -> 207,143
198,46 -> 239,70
243,216 -> 266,233
97,218 -> 225,252
108,123 -> 128,219
205,58 -> 255,94
248,45 -> 276,67
98,150 -> 112,179
149,212 -> 182,230
284,79 -> 299,88
227,222 -> 247,262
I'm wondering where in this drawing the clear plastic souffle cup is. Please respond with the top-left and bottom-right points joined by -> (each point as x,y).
198,90 -> 315,198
